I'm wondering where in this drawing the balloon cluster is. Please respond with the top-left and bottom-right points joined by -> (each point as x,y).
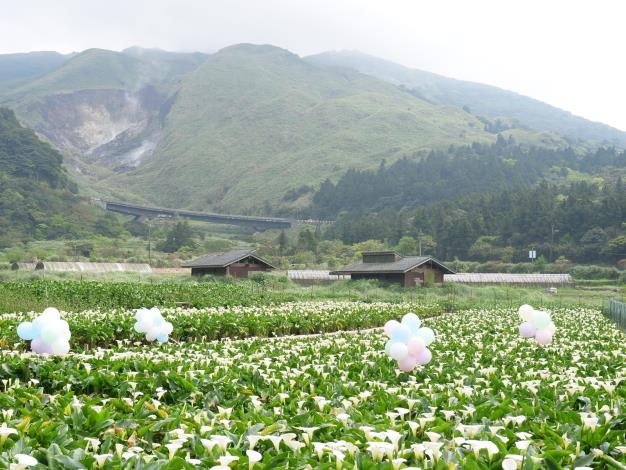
134,307 -> 173,343
518,304 -> 556,345
16,307 -> 71,355
384,313 -> 435,372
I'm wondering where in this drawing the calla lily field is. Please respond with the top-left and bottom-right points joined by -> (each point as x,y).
0,301 -> 625,468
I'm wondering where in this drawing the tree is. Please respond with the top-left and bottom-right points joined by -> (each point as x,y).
395,236 -> 417,256
276,231 -> 289,256
158,222 -> 196,253
297,228 -> 318,253
579,227 -> 609,262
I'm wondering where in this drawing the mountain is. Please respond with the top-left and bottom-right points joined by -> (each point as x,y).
0,108 -> 121,246
305,50 -> 626,147
103,44 -> 546,212
0,44 -> 597,215
0,51 -> 70,89
0,48 -> 206,172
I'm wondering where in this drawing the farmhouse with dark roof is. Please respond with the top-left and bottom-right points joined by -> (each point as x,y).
332,251 -> 455,287
182,249 -> 275,278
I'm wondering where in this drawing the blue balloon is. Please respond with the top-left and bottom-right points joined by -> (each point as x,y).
31,316 -> 45,337
391,324 -> 411,343
402,312 -> 421,330
406,323 -> 421,336
156,333 -> 169,343
17,322 -> 35,340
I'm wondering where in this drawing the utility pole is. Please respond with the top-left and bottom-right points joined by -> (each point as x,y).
148,219 -> 152,267
417,230 -> 423,256
549,224 -> 559,263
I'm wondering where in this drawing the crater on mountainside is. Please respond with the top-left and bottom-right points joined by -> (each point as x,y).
24,86 -> 167,168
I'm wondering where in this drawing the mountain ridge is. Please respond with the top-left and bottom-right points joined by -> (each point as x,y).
0,43 -> 619,214
305,50 -> 626,146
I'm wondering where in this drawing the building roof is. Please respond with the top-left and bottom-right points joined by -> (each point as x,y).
445,273 -> 573,285
288,270 -> 351,281
181,249 -> 276,269
332,256 -> 455,275
28,262 -> 152,273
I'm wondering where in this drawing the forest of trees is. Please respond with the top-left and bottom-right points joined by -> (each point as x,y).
0,108 -> 125,247
313,141 -> 626,264
310,140 -> 625,217
324,180 -> 626,264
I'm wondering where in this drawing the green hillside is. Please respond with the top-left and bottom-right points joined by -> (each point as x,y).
0,108 -> 122,247
0,51 -> 69,88
105,44 -> 518,212
7,49 -> 148,96
0,44 -> 609,216
306,50 -> 626,147
0,48 -> 208,170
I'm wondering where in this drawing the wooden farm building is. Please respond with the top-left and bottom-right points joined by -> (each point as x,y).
331,251 -> 455,287
182,249 -> 275,278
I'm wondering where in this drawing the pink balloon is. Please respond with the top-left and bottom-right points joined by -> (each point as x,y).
519,321 -> 537,338
415,347 -> 432,365
535,329 -> 553,345
398,354 -> 418,372
31,338 -> 52,354
384,320 -> 400,337
407,336 -> 426,356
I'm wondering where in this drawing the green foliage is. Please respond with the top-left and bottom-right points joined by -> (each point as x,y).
0,108 -> 125,247
0,301 -> 442,347
395,235 -> 417,256
311,141 -> 625,218
157,221 -> 197,253
324,177 -> 626,264
0,279 -> 293,314
0,306 -> 624,468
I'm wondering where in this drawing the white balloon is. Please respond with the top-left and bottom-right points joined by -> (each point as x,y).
139,319 -> 153,333
532,310 -> 551,329
546,321 -> 557,334
389,342 -> 409,361
162,322 -> 173,335
518,304 -> 534,321
50,339 -> 70,356
416,327 -> 435,346
135,308 -> 150,322
31,315 -> 47,335
40,321 -> 64,344
401,312 -> 421,329
146,327 -> 160,342
42,307 -> 61,320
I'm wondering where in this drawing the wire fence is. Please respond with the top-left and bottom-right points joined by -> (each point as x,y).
605,298 -> 626,331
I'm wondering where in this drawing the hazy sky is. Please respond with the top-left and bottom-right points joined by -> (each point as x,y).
2,0 -> 624,130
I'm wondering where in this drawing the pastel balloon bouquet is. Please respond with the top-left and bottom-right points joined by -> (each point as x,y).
16,307 -> 71,355
384,313 -> 435,371
518,304 -> 556,345
134,307 -> 173,343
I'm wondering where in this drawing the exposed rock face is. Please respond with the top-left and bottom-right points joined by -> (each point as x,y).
24,86 -> 167,169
